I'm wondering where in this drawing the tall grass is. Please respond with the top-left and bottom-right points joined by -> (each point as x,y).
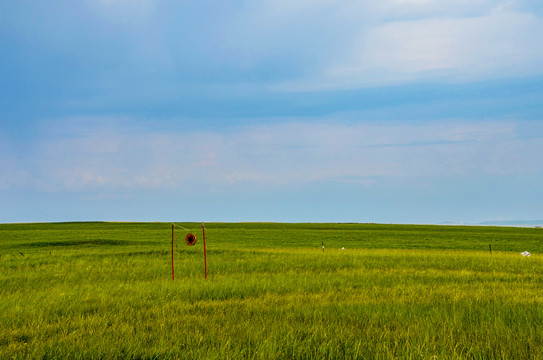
1,222 -> 542,359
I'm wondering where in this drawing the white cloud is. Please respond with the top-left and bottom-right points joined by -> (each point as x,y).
337,10 -> 543,79
263,1 -> 543,90
24,118 -> 543,193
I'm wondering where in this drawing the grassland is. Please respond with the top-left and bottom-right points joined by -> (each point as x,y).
1,222 -> 542,359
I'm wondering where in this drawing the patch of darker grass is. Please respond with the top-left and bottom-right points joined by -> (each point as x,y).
25,239 -> 145,248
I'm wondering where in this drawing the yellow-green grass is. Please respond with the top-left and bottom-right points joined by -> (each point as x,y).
1,222 -> 542,359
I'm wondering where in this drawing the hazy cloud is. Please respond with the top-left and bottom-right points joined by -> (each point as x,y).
331,10 -> 543,82
0,134 -> 30,190
274,2 -> 543,89
18,118 -> 540,193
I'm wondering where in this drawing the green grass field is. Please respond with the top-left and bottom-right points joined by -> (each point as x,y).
1,222 -> 542,359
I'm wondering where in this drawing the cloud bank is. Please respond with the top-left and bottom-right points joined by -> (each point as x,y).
3,118 -> 540,195
3,0 -> 543,95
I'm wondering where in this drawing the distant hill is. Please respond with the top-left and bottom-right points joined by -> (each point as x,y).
477,220 -> 543,227
439,220 -> 543,227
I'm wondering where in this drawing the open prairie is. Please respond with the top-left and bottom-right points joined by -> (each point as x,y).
1,222 -> 542,359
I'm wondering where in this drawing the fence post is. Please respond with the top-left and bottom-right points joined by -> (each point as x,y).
203,222 -> 208,280
171,223 -> 175,281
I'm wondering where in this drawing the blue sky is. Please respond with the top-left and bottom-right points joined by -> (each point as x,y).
1,0 -> 543,224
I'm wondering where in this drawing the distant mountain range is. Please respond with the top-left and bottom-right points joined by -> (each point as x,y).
477,220 -> 543,226
441,220 -> 543,227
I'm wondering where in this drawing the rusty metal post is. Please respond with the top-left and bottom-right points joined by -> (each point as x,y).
203,222 -> 207,280
171,223 -> 175,281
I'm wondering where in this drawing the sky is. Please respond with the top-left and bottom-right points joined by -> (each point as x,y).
1,0 -> 543,224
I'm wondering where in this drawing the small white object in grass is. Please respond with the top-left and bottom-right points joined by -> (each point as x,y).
521,251 -> 531,257
342,247 -> 345,250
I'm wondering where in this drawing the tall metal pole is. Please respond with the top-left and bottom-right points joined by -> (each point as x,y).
171,223 -> 175,281
202,222 -> 208,280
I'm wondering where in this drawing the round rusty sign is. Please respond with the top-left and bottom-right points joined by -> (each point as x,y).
185,233 -> 197,246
